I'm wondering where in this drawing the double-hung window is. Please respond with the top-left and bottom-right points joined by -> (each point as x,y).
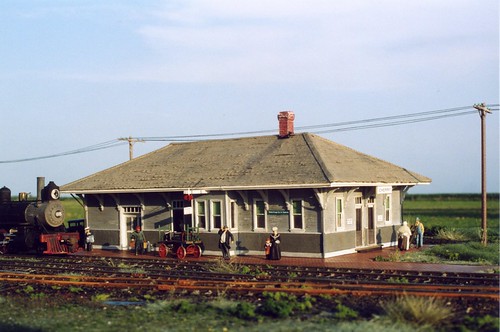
292,200 -> 303,229
336,197 -> 344,229
384,195 -> 391,223
212,201 -> 222,229
255,200 -> 266,229
196,201 -> 206,229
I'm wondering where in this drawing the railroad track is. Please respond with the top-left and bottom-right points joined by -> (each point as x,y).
0,271 -> 498,299
0,255 -> 498,299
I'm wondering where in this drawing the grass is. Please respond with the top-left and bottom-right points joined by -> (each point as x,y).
60,197 -> 85,223
378,295 -> 454,330
403,194 -> 499,234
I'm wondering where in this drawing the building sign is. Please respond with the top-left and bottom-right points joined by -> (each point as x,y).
376,186 -> 392,194
267,210 -> 289,215
184,206 -> 193,215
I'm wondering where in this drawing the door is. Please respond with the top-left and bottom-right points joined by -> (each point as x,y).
355,197 -> 363,247
367,197 -> 376,245
172,200 -> 185,232
120,206 -> 142,250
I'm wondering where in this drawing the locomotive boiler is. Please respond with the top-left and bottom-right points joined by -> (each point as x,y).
0,177 -> 81,254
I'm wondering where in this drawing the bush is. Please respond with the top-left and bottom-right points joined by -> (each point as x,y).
332,302 -> 358,320
434,228 -> 467,241
231,302 -> 257,320
463,314 -> 499,332
172,299 -> 196,313
257,292 -> 314,318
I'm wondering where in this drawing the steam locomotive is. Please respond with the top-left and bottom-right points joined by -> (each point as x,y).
0,177 -> 82,255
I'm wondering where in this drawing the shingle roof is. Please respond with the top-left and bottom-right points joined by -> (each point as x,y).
61,133 -> 431,193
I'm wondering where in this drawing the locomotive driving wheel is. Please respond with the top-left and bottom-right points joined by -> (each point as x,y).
176,246 -> 187,259
0,229 -> 8,254
158,243 -> 168,258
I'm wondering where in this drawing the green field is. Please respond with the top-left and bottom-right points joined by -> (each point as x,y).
61,196 -> 85,222
403,194 -> 499,237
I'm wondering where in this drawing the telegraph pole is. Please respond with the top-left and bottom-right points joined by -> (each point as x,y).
118,136 -> 144,160
473,103 -> 491,246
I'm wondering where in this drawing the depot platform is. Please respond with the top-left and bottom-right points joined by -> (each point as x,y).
73,245 -> 497,274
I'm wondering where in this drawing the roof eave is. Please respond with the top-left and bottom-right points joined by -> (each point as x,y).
61,181 -> 429,195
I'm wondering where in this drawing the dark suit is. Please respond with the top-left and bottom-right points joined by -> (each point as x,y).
218,228 -> 234,259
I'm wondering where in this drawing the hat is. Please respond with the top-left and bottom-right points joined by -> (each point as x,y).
416,217 -> 420,221
85,227 -> 90,231
272,227 -> 278,232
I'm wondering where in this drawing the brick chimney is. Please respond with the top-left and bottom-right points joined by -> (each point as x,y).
277,111 -> 295,138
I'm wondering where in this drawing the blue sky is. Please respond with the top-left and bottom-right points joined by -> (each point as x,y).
0,0 -> 498,195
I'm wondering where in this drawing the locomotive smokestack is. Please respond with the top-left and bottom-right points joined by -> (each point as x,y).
36,177 -> 45,206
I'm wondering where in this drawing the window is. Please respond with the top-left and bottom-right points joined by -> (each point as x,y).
255,200 -> 266,229
124,206 -> 141,213
124,206 -> 142,231
229,201 -> 238,229
336,197 -> 344,229
384,195 -> 391,223
196,201 -> 206,229
172,200 -> 184,209
292,200 -> 303,229
212,201 -> 222,229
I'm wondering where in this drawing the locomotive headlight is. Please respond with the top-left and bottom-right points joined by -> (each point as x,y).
55,211 -> 63,218
50,189 -> 60,200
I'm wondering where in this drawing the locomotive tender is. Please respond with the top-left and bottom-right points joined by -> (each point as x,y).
0,177 -> 81,254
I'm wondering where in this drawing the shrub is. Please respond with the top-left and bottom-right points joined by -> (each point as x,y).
232,302 -> 257,320
463,314 -> 499,332
435,228 -> 467,241
256,292 -> 314,318
172,299 -> 196,313
332,302 -> 358,320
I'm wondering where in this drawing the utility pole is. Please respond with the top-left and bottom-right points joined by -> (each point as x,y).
473,103 -> 491,246
118,136 -> 144,160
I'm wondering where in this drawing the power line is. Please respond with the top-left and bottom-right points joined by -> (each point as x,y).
311,110 -> 476,134
136,105 -> 498,141
0,140 -> 126,164
0,104 -> 497,163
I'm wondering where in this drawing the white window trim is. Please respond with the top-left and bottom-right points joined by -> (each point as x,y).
228,199 -> 238,230
335,197 -> 345,231
122,205 -> 143,231
194,200 -> 207,231
384,194 -> 392,224
291,199 -> 305,231
253,199 -> 267,231
210,200 -> 223,231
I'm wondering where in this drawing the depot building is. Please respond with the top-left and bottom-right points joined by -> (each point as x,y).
61,112 -> 431,258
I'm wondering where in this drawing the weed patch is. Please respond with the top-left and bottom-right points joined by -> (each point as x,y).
380,295 -> 453,329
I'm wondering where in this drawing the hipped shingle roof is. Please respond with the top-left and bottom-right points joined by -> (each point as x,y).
61,133 -> 431,193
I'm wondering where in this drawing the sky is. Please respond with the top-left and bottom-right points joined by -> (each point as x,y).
0,0 -> 498,196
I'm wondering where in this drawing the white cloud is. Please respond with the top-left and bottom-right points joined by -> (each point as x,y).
127,0 -> 498,89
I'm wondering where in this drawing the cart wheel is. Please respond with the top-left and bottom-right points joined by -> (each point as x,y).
189,244 -> 202,258
158,243 -> 168,258
176,246 -> 187,259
